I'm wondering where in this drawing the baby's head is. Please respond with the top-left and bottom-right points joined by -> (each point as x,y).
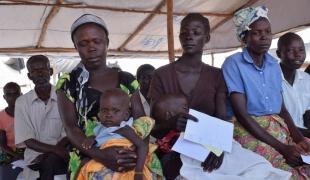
277,32 -> 306,70
152,94 -> 189,126
98,88 -> 130,127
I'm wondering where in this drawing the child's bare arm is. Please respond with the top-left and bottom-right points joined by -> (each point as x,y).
115,126 -> 148,178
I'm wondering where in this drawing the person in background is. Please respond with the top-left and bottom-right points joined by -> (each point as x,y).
222,6 -> 310,179
56,14 -> 143,179
278,32 -> 310,138
135,64 -> 155,116
0,82 -> 23,164
15,55 -> 69,180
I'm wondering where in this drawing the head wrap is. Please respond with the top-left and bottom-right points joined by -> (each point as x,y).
71,14 -> 109,41
233,6 -> 269,41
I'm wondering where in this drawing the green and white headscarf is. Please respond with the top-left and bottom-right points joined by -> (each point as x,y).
233,6 -> 269,41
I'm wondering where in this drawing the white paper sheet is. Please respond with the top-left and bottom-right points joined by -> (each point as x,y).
172,134 -> 210,162
301,155 -> 310,164
11,159 -> 27,169
184,109 -> 234,152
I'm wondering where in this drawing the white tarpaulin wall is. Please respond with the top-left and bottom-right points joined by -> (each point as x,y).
0,0 -> 310,58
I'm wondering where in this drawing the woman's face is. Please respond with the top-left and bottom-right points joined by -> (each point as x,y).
245,18 -> 272,55
73,23 -> 109,70
179,19 -> 209,55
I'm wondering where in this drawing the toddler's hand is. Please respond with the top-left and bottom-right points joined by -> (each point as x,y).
170,112 -> 198,132
82,138 -> 95,150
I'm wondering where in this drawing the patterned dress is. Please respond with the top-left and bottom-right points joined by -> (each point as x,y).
56,63 -> 139,179
233,115 -> 310,180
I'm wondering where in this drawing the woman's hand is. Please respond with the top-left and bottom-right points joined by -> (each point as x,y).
170,112 -> 198,132
99,146 -> 137,172
53,146 -> 69,161
279,144 -> 303,167
201,152 -> 224,172
296,139 -> 310,155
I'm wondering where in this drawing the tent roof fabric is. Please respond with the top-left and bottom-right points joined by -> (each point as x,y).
0,0 -> 309,58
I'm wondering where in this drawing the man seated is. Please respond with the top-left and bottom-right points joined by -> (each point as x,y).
0,82 -> 24,179
0,82 -> 23,164
14,55 -> 69,180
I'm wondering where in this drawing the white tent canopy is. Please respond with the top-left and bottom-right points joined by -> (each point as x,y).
0,0 -> 310,58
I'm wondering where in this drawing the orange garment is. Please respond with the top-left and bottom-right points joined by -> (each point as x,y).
77,138 -> 157,180
0,110 -> 15,150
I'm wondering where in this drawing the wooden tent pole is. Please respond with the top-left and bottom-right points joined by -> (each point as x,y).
211,53 -> 215,66
167,0 -> 175,62
0,47 -> 182,55
36,0 -> 64,48
3,1 -> 231,17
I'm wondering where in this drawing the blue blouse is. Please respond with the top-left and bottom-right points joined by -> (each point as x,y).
222,48 -> 282,116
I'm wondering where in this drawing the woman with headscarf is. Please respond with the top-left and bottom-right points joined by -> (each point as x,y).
222,6 -> 310,179
56,14 -> 144,179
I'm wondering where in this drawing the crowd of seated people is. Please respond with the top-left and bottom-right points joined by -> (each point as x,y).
1,5 -> 310,180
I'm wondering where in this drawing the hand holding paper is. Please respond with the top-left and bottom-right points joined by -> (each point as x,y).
172,112 -> 198,132
172,109 -> 233,162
